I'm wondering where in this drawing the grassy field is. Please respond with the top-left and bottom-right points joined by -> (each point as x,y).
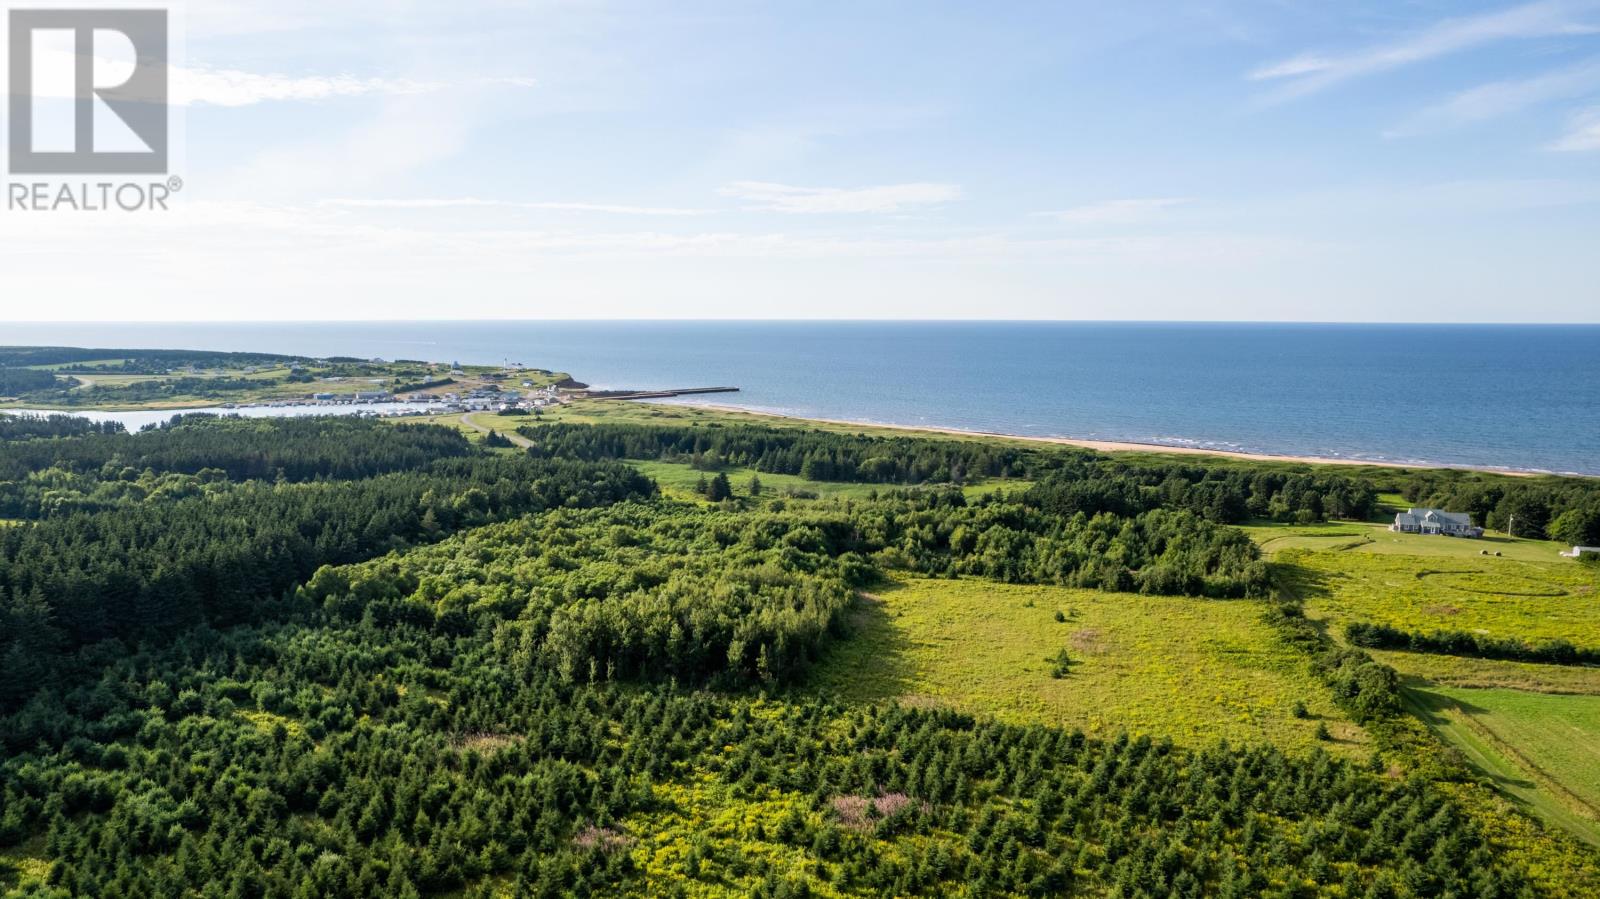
1242,520 -> 1572,563
1293,550 -> 1599,648
1245,521 -> 1600,651
631,459 -> 1030,503
1246,520 -> 1600,848
633,459 -> 885,502
1251,521 -> 1600,678
807,576 -> 1365,754
1376,650 -> 1600,694
1405,684 -> 1600,847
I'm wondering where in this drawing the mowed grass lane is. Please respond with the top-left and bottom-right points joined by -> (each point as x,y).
1406,684 -> 1600,847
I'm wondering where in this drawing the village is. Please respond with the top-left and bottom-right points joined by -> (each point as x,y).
307,380 -> 566,414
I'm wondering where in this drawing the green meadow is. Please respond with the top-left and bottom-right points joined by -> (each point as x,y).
1298,550 -> 1599,648
1242,520 -> 1573,564
1254,526 -> 1600,649
807,576 -> 1365,754
1405,685 -> 1600,848
1373,650 -> 1600,695
1429,686 -> 1600,814
1247,518 -> 1600,851
629,459 -> 1029,503
632,459 -> 895,502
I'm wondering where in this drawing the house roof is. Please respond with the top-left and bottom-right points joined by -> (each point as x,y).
1394,508 -> 1475,528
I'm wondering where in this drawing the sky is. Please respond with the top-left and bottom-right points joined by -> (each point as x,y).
3,0 -> 1600,322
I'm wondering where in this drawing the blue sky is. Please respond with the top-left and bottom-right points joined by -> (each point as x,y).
6,0 -> 1600,320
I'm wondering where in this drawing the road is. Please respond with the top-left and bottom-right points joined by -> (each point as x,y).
459,413 -> 534,448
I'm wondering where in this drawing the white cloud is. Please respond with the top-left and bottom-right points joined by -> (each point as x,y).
1390,57 -> 1600,134
320,198 -> 708,216
1549,106 -> 1600,149
1250,1 -> 1600,100
177,68 -> 534,107
719,181 -> 961,214
22,43 -> 533,107
1036,198 -> 1191,225
0,199 -> 1309,266
1249,54 -> 1334,80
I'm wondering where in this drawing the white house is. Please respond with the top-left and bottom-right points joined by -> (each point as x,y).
1392,508 -> 1483,538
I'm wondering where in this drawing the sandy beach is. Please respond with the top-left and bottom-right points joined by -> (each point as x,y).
671,402 -> 1547,478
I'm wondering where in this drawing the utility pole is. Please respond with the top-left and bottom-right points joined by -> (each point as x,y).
1507,515 -> 1516,539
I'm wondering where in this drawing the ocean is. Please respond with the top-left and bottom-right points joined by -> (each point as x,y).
5,321 -> 1598,475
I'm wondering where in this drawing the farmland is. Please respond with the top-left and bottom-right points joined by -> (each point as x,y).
1248,518 -> 1600,854
1261,534 -> 1600,650
1405,685 -> 1600,848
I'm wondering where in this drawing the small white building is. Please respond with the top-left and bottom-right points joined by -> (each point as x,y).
1392,508 -> 1483,538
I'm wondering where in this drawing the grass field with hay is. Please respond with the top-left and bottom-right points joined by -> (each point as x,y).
806,576 -> 1365,754
1246,520 -> 1600,852
1242,520 -> 1573,564
1270,542 -> 1600,650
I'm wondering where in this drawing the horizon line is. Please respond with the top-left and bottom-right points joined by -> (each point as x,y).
5,318 -> 1600,327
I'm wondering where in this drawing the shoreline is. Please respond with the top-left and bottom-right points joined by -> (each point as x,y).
666,402 -> 1554,479
6,398 -> 1575,479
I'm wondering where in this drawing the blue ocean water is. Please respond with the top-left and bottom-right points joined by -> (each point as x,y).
5,321 -> 1598,475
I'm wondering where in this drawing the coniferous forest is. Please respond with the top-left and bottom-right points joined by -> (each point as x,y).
2,412 -> 1598,897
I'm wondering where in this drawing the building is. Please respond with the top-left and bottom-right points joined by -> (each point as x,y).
1391,508 -> 1483,538
1561,546 -> 1600,558
352,391 -> 392,402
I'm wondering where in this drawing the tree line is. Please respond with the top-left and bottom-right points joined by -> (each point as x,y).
0,415 -> 473,486
852,488 -> 1272,597
0,368 -> 64,396
520,421 -> 1039,485
18,376 -> 272,406
1397,470 -> 1600,546
0,347 -> 305,372
1346,621 -> 1600,667
520,421 -> 1377,524
0,414 -> 121,442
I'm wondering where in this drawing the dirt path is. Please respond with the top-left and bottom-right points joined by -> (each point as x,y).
459,413 -> 533,448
